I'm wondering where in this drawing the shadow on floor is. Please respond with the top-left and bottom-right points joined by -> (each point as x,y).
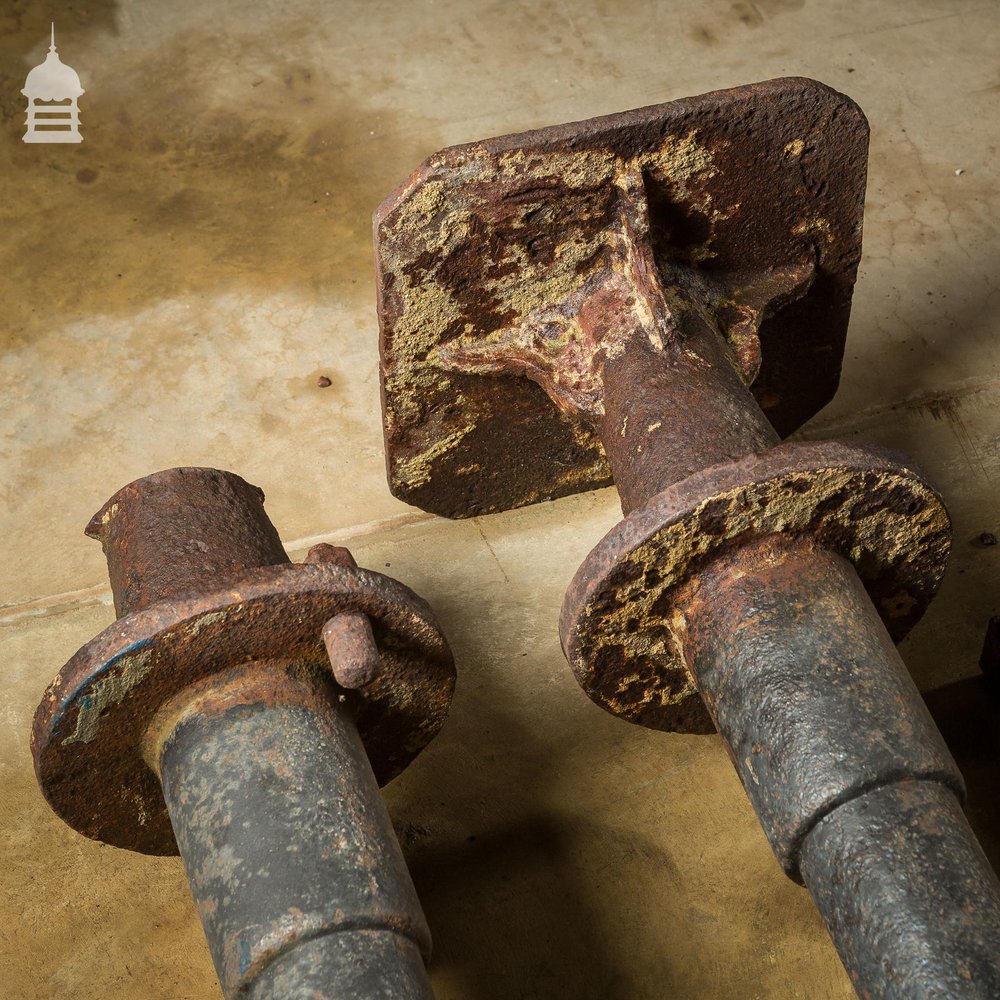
924,674 -> 1000,873
407,814 -> 639,1000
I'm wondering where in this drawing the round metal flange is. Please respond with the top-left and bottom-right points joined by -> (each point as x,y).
560,441 -> 951,735
32,561 -> 455,854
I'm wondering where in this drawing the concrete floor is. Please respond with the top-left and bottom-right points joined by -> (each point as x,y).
3,1 -> 1000,997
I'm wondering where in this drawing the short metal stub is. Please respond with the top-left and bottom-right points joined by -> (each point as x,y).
32,562 -> 455,854
376,77 -> 868,518
560,441 -> 951,734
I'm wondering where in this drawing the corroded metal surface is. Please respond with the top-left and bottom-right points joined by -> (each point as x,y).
374,80 -> 1000,999
33,548 -> 454,854
158,662 -> 432,998
560,441 -> 950,733
309,543 -> 385,689
674,535 -> 1000,995
597,286 -> 782,515
33,469 -> 454,854
31,468 -> 452,998
674,533 -> 962,877
86,467 -> 290,617
801,781 -> 1000,999
246,933 -> 433,1000
376,76 -> 867,518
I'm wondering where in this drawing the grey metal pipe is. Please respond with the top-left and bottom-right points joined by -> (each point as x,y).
802,780 -> 1000,1000
246,933 -> 433,1000
678,533 -> 1000,997
155,662 -> 433,1000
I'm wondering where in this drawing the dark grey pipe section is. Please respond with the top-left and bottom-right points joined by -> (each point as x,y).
247,932 -> 432,1000
679,536 -> 1000,996
802,780 -> 1000,999
157,674 -> 433,1000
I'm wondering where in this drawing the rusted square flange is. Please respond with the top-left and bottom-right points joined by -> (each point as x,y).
375,77 -> 868,518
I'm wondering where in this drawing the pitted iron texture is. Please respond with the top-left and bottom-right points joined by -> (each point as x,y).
32,469 -> 454,854
246,932 -> 432,1000
675,533 -> 963,877
560,441 -> 950,733
30,468 -> 451,1000
376,77 -> 867,518
33,558 -> 454,853
86,467 -> 289,617
801,781 -> 1000,999
372,81 -> 1000,999
159,662 -> 432,998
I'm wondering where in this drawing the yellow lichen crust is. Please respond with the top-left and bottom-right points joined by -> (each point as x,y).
63,647 -> 155,745
375,79 -> 869,516
565,456 -> 950,733
792,215 -> 834,244
377,127 -> 737,503
427,136 -> 717,419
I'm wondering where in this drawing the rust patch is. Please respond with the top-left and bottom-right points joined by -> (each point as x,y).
375,77 -> 868,518
560,442 -> 950,733
307,544 -> 383,689
32,560 -> 455,854
31,470 -> 456,855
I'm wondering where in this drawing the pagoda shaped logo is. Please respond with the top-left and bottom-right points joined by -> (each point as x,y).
22,24 -> 84,143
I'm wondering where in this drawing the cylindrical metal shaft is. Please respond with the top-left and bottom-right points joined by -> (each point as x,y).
597,320 -> 1000,996
802,780 -> 1000,999
86,466 -> 290,616
89,468 -> 434,999
679,534 -> 1000,995
153,662 -> 431,1000
678,535 -> 964,875
599,309 -> 779,514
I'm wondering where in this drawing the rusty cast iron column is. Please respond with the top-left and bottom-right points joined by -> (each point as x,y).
32,468 -> 455,999
590,344 -> 1000,995
373,78 -> 1000,997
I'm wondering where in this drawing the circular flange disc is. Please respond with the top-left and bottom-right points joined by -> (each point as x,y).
560,441 -> 951,735
32,562 -> 455,854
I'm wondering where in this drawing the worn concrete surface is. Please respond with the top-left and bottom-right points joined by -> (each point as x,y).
2,1 -> 999,997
